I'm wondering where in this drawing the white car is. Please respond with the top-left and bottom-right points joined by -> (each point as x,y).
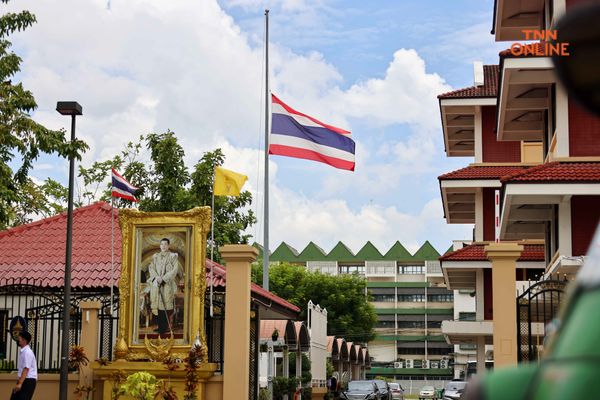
419,385 -> 436,400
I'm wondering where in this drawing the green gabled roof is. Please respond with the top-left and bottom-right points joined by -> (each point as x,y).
444,245 -> 454,255
383,241 -> 413,261
252,242 -> 265,258
412,241 -> 441,261
270,242 -> 299,262
355,241 -> 385,261
325,241 -> 356,262
297,241 -> 327,261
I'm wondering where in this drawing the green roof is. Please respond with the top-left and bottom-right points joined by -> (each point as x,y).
412,241 -> 441,261
444,245 -> 454,255
297,242 -> 327,261
383,241 -> 413,261
270,242 -> 299,262
252,242 -> 265,258
325,241 -> 356,262
355,241 -> 385,260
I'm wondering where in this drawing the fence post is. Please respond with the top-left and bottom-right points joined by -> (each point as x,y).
79,301 -> 102,387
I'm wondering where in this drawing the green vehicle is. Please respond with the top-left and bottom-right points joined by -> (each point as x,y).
465,230 -> 600,400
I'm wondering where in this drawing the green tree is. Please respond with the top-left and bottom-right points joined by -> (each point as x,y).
0,1 -> 87,229
253,263 -> 377,343
76,133 -> 256,262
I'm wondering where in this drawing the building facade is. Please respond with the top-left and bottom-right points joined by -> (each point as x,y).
270,241 -> 455,381
437,0 -> 600,374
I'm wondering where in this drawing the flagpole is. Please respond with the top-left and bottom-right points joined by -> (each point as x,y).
262,9 -> 270,291
210,168 -> 215,317
110,196 -> 115,316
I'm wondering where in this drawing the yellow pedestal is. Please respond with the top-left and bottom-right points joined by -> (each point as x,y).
92,360 -> 218,400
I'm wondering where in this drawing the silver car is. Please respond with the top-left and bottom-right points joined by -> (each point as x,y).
388,382 -> 405,400
443,381 -> 467,400
419,385 -> 436,400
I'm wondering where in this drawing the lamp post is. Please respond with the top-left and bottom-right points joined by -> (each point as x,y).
56,101 -> 82,400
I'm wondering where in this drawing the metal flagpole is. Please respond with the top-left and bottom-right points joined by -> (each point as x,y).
210,168 -> 215,317
262,9 -> 270,291
111,196 -> 115,315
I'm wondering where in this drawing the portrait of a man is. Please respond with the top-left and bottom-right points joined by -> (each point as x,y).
135,228 -> 190,341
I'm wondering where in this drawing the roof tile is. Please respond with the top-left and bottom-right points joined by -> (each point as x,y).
438,65 -> 498,99
439,165 -> 528,180
501,162 -> 600,183
439,243 -> 545,262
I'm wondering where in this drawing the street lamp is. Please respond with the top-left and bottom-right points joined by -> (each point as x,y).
56,101 -> 82,400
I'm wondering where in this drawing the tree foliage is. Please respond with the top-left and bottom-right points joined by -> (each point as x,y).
0,1 -> 88,229
252,263 -> 377,343
76,132 -> 256,262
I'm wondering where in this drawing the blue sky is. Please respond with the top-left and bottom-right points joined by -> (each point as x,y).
10,0 -> 507,255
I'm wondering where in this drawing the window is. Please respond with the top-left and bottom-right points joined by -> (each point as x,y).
428,294 -> 454,302
460,344 -> 477,351
398,321 -> 425,329
372,294 -> 395,302
427,321 -> 442,329
398,294 -> 425,302
427,348 -> 452,355
459,312 -> 476,321
397,347 -> 425,355
399,265 -> 424,274
339,265 -> 364,275
376,320 -> 395,329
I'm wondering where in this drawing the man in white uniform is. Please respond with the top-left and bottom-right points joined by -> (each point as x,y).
11,331 -> 37,400
148,237 -> 179,336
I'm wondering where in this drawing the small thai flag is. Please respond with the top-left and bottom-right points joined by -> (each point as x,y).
111,168 -> 138,202
269,94 -> 355,171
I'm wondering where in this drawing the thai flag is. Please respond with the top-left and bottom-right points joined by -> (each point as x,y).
269,94 -> 355,171
111,168 -> 138,202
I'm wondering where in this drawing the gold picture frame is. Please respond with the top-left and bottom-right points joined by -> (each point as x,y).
115,207 -> 211,361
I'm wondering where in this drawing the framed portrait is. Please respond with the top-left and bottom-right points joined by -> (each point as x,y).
116,207 -> 211,360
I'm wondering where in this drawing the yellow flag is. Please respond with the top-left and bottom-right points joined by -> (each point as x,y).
213,166 -> 248,196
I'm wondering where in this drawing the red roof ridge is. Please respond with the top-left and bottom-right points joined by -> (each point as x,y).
500,161 -> 600,183
440,242 -> 545,262
438,65 -> 499,99
438,164 -> 529,181
0,201 -> 113,239
499,162 -> 557,182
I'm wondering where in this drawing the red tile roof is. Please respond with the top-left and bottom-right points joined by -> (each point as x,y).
438,65 -> 499,99
439,165 -> 528,180
501,162 -> 600,183
440,243 -> 545,262
0,202 -> 299,313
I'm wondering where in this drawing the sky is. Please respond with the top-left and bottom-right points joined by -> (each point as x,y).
8,0 -> 507,255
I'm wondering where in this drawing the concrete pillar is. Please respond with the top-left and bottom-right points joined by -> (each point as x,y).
221,244 -> 258,400
79,301 -> 101,387
476,336 -> 486,375
475,269 -> 485,321
485,242 -> 523,367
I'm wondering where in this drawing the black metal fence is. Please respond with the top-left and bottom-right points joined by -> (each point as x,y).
0,278 -> 118,372
517,278 -> 567,362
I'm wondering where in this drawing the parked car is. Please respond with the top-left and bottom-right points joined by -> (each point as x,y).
419,385 -> 437,400
443,381 -> 467,400
342,380 -> 382,400
388,382 -> 405,400
373,380 -> 392,400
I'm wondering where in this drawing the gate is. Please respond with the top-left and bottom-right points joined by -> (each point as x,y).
517,279 -> 566,362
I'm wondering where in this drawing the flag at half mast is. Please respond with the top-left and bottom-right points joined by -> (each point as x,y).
269,94 -> 355,171
111,168 -> 138,202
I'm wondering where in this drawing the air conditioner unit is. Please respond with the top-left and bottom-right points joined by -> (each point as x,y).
422,359 -> 430,369
440,359 -> 449,369
430,361 -> 439,369
405,359 -> 414,369
394,361 -> 403,369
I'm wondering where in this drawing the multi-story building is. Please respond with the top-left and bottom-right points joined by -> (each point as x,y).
270,240 -> 455,381
437,0 -> 600,374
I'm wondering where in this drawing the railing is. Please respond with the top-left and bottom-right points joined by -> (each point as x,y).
425,261 -> 442,275
365,261 -> 396,277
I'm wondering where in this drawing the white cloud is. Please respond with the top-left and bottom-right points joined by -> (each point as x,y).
10,0 -> 467,252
